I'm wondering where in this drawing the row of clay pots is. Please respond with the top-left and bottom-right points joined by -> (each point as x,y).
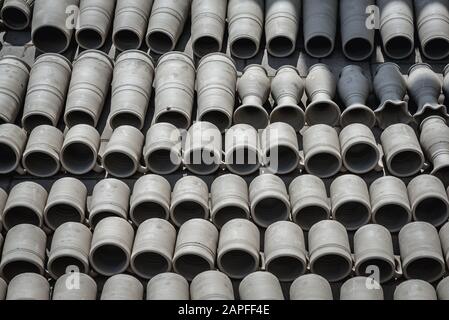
0,219 -> 448,298
2,271 -> 449,300
2,52 -> 449,135
2,173 -> 449,232
0,119 -> 442,178
5,0 -> 449,61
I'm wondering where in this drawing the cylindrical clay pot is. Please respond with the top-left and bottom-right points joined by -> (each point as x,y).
191,0 -> 227,57
394,280 -> 437,300
340,0 -> 375,61
407,63 -> 448,124
289,175 -> 330,231
305,64 -> 341,126
370,176 -> 412,232
6,273 -> 49,300
31,0 -> 80,53
2,181 -> 47,230
399,222 -> 445,283
373,63 -> 413,129
47,222 -> 92,278
196,53 -> 237,133
420,116 -> 449,186
61,124 -> 101,175
210,174 -> 250,229
339,123 -> 380,174
290,274 -> 333,300
407,175 -> 449,227
377,0 -> 414,60
110,50 -> 155,130
76,0 -> 116,50
143,123 -> 182,175
52,273 -> 97,300
130,175 -> 171,225
265,0 -> 301,58
0,124 -> 27,174
102,125 -> 145,178
44,177 -> 87,230
270,66 -> 305,132
440,222 -> 449,267
437,277 -> 449,300
170,176 -> 209,227
146,273 -> 189,300
380,124 -> 424,177
303,124 -> 342,178
89,216 -> 134,276
130,218 -> 176,279
227,0 -> 264,59
88,178 -> 130,227
239,272 -> 284,300
308,220 -> 353,282
146,0 -> 191,54
303,0 -> 338,58
1,0 -> 34,30
64,50 -> 113,127
0,188 -> 6,233
0,224 -> 47,282
22,53 -> 72,132
414,0 -> 449,60
234,65 -> 271,130
153,52 -> 195,129
112,0 -> 153,51
224,124 -> 260,175
22,125 -> 63,177
183,122 -> 222,175
330,175 -> 371,231
259,122 -> 301,174
0,56 -> 30,124
173,219 -> 219,281
0,278 -> 7,300
101,274 -> 143,300
338,65 -> 376,128
249,174 -> 290,228
265,221 -> 307,282
354,224 -> 396,283
217,219 -> 260,279
340,277 -> 384,300
191,271 -> 234,300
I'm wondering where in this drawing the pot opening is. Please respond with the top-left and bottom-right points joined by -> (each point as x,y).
91,244 -> 128,275
33,26 -> 68,53
76,28 -> 104,49
193,36 -> 220,57
114,29 -> 141,51
62,142 -> 96,175
219,250 -> 257,279
0,143 -> 18,174
294,205 -> 329,231
46,204 -> 82,230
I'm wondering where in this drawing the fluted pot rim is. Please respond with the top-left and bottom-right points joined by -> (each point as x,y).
307,63 -> 330,73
